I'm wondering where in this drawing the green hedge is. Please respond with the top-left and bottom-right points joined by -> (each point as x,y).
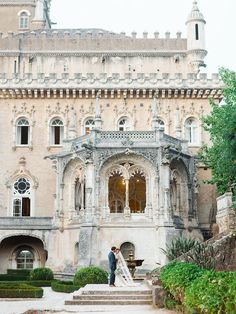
184,271 -> 236,314
27,280 -> 53,287
0,275 -> 29,281
160,261 -> 204,302
51,280 -> 80,293
30,268 -> 54,281
7,269 -> 31,277
74,266 -> 108,288
160,262 -> 236,314
0,280 -> 52,287
0,283 -> 43,298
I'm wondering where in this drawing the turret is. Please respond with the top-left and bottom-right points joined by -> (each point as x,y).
32,0 -> 52,29
186,1 -> 207,73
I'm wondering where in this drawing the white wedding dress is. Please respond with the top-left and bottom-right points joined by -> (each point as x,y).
115,252 -> 139,287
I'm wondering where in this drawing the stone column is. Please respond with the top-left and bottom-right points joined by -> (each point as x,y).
159,163 -> 173,224
124,179 -> 131,218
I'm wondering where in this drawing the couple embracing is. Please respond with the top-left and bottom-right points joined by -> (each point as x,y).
108,246 -> 133,287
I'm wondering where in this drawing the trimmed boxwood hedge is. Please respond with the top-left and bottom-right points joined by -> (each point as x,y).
0,275 -> 29,281
30,268 -> 54,281
51,280 -> 80,293
0,280 -> 53,287
0,283 -> 43,298
7,269 -> 31,276
74,266 -> 108,288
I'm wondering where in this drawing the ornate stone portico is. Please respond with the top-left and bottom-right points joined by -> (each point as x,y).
45,126 -> 200,269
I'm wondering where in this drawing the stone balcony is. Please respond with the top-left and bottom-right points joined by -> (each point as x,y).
0,217 -> 53,230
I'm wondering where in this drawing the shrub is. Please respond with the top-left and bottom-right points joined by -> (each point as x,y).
30,268 -> 54,281
74,266 -> 108,288
51,280 -> 80,293
27,280 -> 53,287
161,237 -> 218,270
7,269 -> 31,277
161,237 -> 200,261
0,283 -> 43,298
160,261 -> 204,302
0,275 -> 29,281
0,280 -> 52,287
184,271 -> 236,314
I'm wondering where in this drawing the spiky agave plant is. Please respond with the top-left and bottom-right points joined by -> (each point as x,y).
161,237 -> 200,261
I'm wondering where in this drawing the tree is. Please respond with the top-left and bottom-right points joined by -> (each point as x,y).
199,68 -> 236,195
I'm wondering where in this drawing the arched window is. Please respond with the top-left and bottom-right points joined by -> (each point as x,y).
118,118 -> 129,131
50,118 -> 64,145
157,119 -> 165,131
16,118 -> 30,145
13,177 -> 31,216
19,12 -> 29,29
185,118 -> 198,144
16,248 -> 34,269
84,119 -> 95,134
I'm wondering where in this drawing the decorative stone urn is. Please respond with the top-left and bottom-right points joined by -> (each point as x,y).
126,251 -> 144,278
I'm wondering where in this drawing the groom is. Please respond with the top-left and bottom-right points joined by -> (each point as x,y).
108,246 -> 117,287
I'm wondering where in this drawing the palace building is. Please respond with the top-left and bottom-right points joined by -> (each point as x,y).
0,0 -> 223,273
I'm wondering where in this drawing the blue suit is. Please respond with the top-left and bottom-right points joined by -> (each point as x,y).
108,251 -> 117,285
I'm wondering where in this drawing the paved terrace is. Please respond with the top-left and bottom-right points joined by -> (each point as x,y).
0,286 -> 176,314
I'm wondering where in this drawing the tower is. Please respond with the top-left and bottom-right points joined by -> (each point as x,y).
186,1 -> 207,73
0,0 -> 51,35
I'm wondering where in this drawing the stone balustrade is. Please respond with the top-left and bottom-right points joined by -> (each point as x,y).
71,129 -> 187,152
0,217 -> 53,230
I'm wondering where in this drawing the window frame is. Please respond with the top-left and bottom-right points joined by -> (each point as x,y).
184,117 -> 199,145
84,118 -> 95,134
118,117 -> 129,131
18,11 -> 30,30
16,118 -> 30,146
12,177 -> 32,217
50,118 -> 64,146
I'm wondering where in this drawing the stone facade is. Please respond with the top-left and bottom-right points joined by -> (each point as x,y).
0,1 -> 224,273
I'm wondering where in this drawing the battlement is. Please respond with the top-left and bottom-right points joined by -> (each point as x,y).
0,29 -> 187,52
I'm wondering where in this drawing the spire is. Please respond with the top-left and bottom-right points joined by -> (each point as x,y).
151,97 -> 159,130
94,93 -> 102,130
175,106 -> 182,139
186,0 -> 205,23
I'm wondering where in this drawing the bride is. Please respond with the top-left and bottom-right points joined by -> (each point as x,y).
115,248 -> 136,287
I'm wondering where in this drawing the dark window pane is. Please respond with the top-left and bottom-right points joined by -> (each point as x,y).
54,126 -> 60,144
21,126 -> 28,144
22,198 -> 30,216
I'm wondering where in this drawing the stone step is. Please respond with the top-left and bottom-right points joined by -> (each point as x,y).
80,290 -> 152,296
65,299 -> 152,305
73,294 -> 152,300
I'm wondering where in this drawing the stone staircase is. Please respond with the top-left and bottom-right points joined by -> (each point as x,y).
65,284 -> 153,306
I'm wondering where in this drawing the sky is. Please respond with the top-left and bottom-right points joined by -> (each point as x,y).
50,0 -> 236,75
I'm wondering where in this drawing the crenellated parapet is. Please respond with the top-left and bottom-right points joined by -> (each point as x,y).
0,29 -> 188,52
0,72 -> 224,99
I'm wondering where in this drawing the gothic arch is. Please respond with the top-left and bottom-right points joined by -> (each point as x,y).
62,158 -> 85,215
99,153 -> 157,219
170,158 -> 190,218
0,233 -> 47,249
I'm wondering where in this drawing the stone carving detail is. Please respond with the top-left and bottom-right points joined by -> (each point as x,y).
121,138 -> 134,147
78,229 -> 90,259
46,102 -> 69,120
161,145 -> 171,165
12,103 -> 36,124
